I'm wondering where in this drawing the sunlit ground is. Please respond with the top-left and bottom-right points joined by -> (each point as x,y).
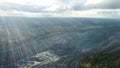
0,17 -> 120,68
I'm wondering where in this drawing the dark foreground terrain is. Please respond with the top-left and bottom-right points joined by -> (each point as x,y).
78,50 -> 120,68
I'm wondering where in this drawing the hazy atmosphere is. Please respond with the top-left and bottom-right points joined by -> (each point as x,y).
0,0 -> 120,68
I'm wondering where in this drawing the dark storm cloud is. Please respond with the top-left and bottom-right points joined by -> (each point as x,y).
84,0 -> 120,9
56,0 -> 120,11
100,0 -> 120,9
65,0 -> 120,10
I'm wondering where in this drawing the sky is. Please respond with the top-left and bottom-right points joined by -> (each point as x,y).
0,0 -> 120,17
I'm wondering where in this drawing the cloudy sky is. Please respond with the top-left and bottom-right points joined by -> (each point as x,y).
0,0 -> 120,17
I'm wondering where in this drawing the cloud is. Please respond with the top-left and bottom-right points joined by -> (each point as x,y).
55,0 -> 120,11
0,0 -> 120,17
0,3 -> 46,13
60,0 -> 120,10
64,9 -> 120,18
84,0 -> 120,9
1,0 -> 120,12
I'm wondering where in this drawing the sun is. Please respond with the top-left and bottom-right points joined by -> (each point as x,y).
85,0 -> 103,5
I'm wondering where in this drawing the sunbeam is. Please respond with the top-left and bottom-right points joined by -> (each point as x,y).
0,0 -> 120,67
